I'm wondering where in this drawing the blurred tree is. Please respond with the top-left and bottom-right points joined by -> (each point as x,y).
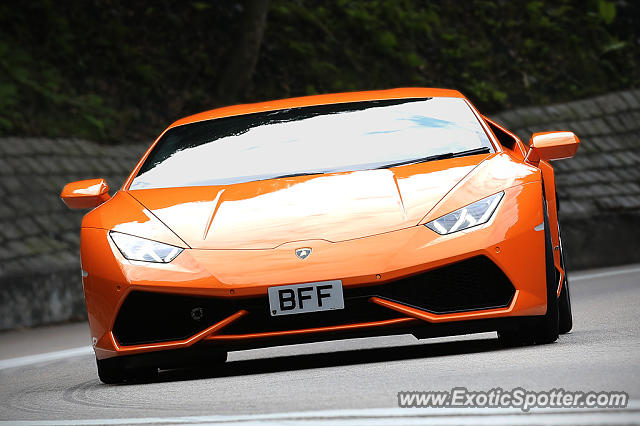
216,0 -> 270,103
0,0 -> 637,143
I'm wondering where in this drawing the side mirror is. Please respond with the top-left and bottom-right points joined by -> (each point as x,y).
525,131 -> 580,166
60,178 -> 111,209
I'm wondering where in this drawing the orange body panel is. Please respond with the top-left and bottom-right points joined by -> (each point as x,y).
477,119 -> 569,295
205,317 -> 419,341
126,155 -> 485,249
61,178 -> 111,209
83,181 -> 547,359
66,88 -> 577,362
526,131 -> 580,165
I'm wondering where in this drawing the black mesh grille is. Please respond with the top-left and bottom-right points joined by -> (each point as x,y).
371,256 -> 515,313
112,291 -> 402,346
112,256 -> 514,346
112,291 -> 241,346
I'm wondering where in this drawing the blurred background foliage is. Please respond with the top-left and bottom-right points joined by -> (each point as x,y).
0,0 -> 638,143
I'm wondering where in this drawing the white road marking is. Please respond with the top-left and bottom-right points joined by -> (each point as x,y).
570,265 -> 640,282
1,405 -> 638,425
0,264 -> 638,372
0,346 -> 93,370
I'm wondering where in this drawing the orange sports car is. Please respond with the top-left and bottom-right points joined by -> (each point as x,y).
61,88 -> 579,383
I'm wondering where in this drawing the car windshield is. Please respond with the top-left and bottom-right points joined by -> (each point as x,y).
130,97 -> 493,189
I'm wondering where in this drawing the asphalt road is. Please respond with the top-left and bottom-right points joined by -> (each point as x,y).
1,264 -> 639,425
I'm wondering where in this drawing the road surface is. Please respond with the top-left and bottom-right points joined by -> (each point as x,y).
1,264 -> 639,424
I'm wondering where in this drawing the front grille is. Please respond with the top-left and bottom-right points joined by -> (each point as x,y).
371,256 -> 515,313
112,291 -> 242,346
112,291 -> 402,346
112,256 -> 514,346
221,297 -> 400,335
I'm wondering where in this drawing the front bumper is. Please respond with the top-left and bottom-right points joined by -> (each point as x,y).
80,183 -> 547,360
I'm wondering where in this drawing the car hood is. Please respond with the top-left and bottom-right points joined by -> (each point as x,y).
128,154 -> 489,249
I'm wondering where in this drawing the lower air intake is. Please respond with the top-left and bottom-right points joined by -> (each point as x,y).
112,291 -> 241,346
374,256 -> 515,313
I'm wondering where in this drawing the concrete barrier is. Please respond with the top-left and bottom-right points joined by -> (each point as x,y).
0,139 -> 145,330
490,89 -> 640,271
1,89 -> 639,330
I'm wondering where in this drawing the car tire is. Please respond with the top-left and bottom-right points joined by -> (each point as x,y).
558,278 -> 572,334
557,227 -> 573,334
530,197 -> 560,344
499,196 -> 559,346
497,327 -> 533,347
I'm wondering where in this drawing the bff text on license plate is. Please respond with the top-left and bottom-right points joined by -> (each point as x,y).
268,280 -> 344,316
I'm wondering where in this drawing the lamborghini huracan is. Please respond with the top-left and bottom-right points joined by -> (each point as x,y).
61,88 -> 579,383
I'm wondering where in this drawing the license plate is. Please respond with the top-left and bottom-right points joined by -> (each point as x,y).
268,280 -> 344,316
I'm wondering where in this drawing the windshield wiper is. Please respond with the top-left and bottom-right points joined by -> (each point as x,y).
270,171 -> 326,179
377,147 -> 491,169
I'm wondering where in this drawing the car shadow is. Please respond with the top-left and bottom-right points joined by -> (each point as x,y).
127,335 -> 508,385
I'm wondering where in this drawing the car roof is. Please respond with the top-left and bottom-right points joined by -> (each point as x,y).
169,88 -> 466,129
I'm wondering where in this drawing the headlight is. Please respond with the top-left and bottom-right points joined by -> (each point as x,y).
425,192 -> 504,235
109,231 -> 183,263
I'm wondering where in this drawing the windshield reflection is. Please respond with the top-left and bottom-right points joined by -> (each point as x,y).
131,97 -> 492,189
